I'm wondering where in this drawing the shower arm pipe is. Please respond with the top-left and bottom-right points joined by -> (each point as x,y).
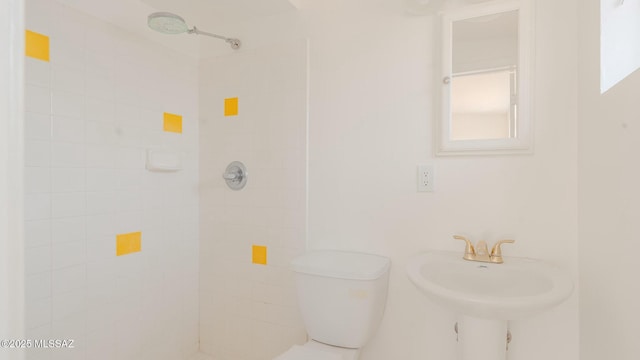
188,26 -> 241,49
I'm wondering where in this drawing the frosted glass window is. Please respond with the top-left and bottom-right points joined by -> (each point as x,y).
601,0 -> 640,93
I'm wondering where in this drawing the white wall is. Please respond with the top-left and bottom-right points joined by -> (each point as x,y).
207,0 -> 579,359
24,1 -> 199,359
579,0 -> 640,359
198,40 -> 308,360
1,0 -> 25,359
302,0 -> 579,359
205,0 -> 577,358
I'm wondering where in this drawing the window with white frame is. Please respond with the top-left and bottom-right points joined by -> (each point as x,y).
601,0 -> 640,93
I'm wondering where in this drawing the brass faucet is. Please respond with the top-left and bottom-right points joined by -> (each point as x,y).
453,235 -> 515,264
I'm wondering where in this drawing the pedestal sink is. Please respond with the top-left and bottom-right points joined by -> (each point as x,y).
406,251 -> 573,360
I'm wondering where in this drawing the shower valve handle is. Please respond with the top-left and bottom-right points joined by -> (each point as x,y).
222,161 -> 248,190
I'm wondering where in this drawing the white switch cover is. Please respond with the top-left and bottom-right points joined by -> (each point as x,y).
417,164 -> 434,192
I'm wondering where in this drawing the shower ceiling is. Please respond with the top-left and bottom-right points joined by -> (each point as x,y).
54,0 -> 299,56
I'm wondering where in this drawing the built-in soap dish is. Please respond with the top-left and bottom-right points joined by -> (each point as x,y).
146,149 -> 182,172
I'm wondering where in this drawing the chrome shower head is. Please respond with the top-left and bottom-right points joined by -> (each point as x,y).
148,12 -> 189,35
147,12 -> 241,49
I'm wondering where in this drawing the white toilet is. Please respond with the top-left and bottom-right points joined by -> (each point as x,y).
275,250 -> 391,360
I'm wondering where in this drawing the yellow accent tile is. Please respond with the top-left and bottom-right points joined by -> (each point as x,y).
163,112 -> 183,133
116,232 -> 142,256
224,97 -> 238,116
25,30 -> 50,62
252,245 -> 267,265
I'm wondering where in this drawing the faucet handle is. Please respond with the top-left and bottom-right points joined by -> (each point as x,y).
454,235 -> 475,261
490,239 -> 515,263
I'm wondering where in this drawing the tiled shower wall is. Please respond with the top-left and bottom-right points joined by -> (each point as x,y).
23,0 -> 199,359
198,40 -> 308,360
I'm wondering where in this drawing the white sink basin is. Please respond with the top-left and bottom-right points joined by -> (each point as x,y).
406,251 -> 574,320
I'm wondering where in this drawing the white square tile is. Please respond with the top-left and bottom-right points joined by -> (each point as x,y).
52,64 -> 85,95
85,73 -> 115,102
25,0 -> 55,29
25,245 -> 51,275
25,220 -> 52,248
115,103 -> 142,126
115,191 -> 141,213
25,57 -> 51,88
85,97 -> 115,124
114,147 -> 144,169
85,121 -> 117,145
52,289 -> 86,321
114,212 -> 142,235
52,116 -> 85,143
26,297 -> 52,329
86,192 -> 117,215
26,272 -> 52,301
85,145 -> 116,168
51,192 -> 85,218
25,112 -> 52,140
26,84 -> 51,114
116,126 -> 145,148
116,169 -> 143,191
85,214 -> 116,239
115,313 -> 143,358
140,190 -> 164,212
138,108 -> 160,131
114,257 -> 143,284
86,300 -> 118,333
52,91 -> 84,118
25,140 -> 51,167
282,228 -> 305,250
85,326 -> 117,360
85,45 -> 116,75
50,312 -> 87,349
135,229 -> 162,255
52,217 -> 86,244
25,322 -> 52,345
142,130 -> 164,148
248,321 -> 285,358
87,235 -> 116,262
51,167 -> 85,193
113,94 -> 143,117
25,193 -> 51,221
52,241 -> 86,269
52,142 -> 85,167
25,167 -> 51,193
52,265 -> 86,296
160,131 -> 186,150
86,168 -> 118,192
51,0 -> 86,38
49,36 -> 85,70
86,258 -> 117,285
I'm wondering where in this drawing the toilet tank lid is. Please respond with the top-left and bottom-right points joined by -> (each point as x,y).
291,250 -> 391,280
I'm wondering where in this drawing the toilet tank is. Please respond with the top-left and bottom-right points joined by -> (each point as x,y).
291,250 -> 391,349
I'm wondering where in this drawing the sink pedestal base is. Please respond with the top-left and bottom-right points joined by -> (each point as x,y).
457,316 -> 508,360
